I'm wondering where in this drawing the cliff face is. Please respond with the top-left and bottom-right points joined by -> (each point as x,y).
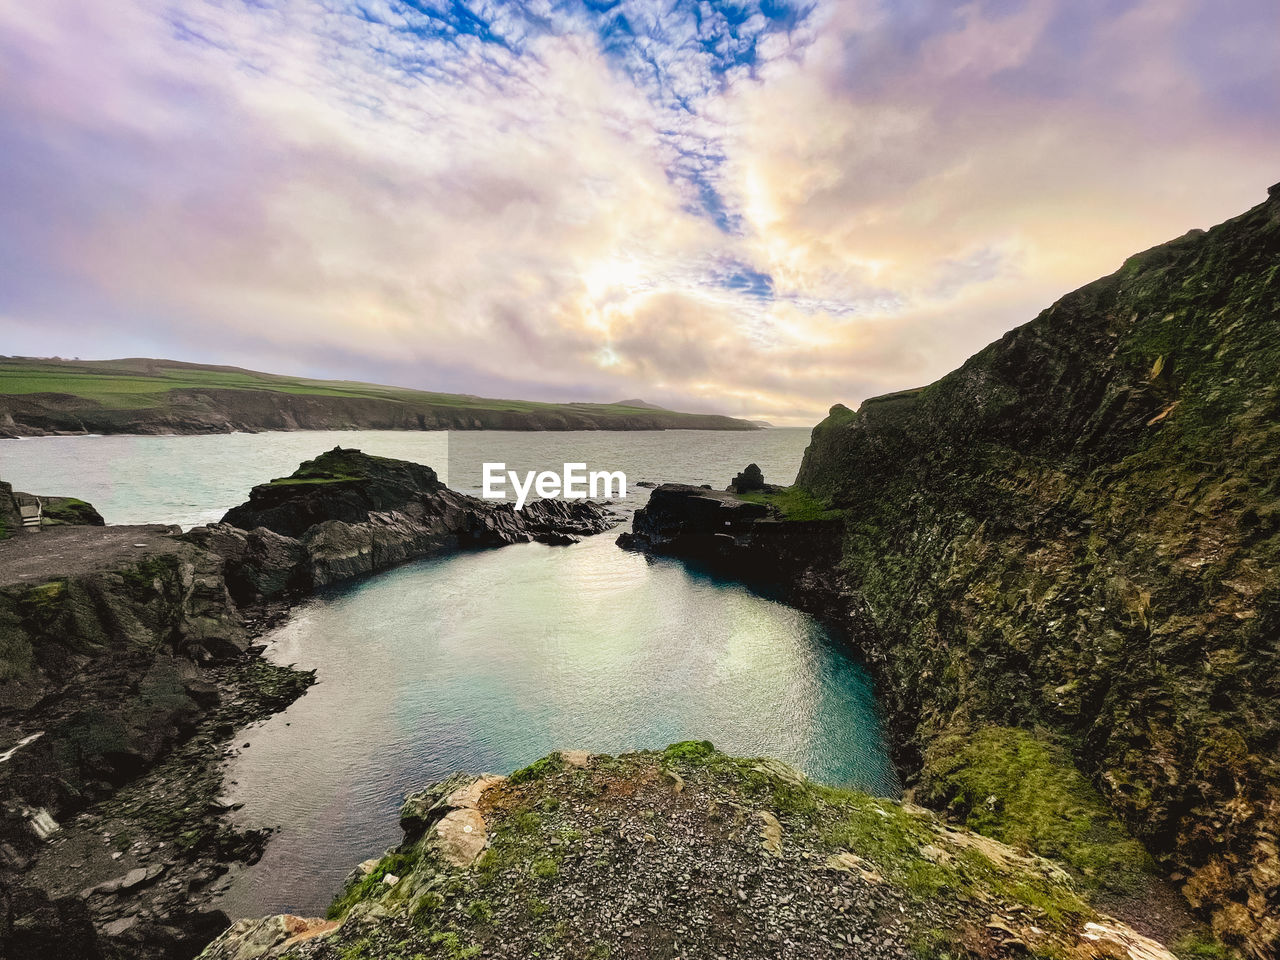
789,187 -> 1280,953
199,744 -> 1179,960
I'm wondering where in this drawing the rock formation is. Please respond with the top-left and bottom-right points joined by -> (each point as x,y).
728,462 -> 767,493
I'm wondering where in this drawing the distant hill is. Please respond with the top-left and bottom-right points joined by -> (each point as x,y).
0,358 -> 759,436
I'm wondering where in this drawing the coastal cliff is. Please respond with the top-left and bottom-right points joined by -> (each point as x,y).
624,186 -> 1280,956
0,450 -> 616,958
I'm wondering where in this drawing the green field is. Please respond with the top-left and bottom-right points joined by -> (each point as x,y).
0,356 -> 753,429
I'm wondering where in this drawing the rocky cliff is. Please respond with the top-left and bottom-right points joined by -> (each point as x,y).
208,447 -> 617,593
625,185 -> 1280,956
0,449 -> 618,958
199,743 -> 1181,960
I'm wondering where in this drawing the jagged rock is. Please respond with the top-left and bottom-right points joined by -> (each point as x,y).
619,484 -> 769,555
217,448 -> 618,590
195,915 -> 338,960
183,523 -> 311,604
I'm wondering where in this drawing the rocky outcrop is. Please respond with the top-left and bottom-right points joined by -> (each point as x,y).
728,462 -> 767,493
199,743 -> 1181,960
0,483 -> 104,537
0,449 -> 616,842
214,447 -> 618,591
620,485 -> 842,596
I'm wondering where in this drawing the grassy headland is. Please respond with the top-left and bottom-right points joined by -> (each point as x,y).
0,357 -> 758,435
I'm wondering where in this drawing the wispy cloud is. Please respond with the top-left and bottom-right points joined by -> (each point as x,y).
0,0 -> 1276,424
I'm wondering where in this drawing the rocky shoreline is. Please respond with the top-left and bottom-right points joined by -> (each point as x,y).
0,449 -> 620,958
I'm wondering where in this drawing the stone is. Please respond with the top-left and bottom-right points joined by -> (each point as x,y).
436,808 -> 487,867
103,916 -> 139,937
757,811 -> 783,856
728,463 -> 766,494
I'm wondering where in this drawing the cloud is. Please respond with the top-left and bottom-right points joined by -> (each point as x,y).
0,0 -> 1277,425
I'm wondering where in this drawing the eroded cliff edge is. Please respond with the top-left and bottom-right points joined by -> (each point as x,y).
625,185 -> 1280,955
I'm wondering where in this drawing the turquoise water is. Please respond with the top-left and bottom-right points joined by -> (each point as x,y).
0,430 -> 897,917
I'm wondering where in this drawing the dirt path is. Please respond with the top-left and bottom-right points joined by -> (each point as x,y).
0,524 -> 183,586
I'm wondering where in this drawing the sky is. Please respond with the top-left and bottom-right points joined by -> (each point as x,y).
0,0 -> 1277,425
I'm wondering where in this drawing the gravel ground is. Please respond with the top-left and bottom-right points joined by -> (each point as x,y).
203,746 -> 1173,960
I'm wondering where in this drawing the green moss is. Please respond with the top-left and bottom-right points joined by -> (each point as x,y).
328,849 -> 421,919
463,899 -> 493,923
428,932 -> 480,960
921,726 -> 1154,892
39,497 -> 100,526
736,486 -> 845,521
1173,929 -> 1237,959
507,752 -> 566,785
529,857 -> 559,880
13,580 -> 67,640
661,740 -> 717,763
119,557 -> 175,595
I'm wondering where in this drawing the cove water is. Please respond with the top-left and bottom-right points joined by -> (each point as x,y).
0,429 -> 898,916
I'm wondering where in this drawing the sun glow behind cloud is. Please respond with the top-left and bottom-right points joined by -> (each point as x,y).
0,0 -> 1276,424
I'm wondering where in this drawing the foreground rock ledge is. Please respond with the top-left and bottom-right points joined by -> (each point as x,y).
200,744 -> 1175,960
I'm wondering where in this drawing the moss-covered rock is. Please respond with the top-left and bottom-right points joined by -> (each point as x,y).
39,496 -> 105,527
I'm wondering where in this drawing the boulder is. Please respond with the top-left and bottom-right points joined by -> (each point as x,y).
727,463 -> 766,494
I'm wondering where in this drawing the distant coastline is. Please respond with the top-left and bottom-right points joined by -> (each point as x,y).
0,357 -> 759,437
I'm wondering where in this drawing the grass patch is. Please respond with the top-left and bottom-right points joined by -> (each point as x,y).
507,752 -> 566,785
39,497 -> 101,526
1173,929 -> 1236,959
736,486 -> 846,521
328,849 -> 421,919
921,726 -> 1155,893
